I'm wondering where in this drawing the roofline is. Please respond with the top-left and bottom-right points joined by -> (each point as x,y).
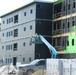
0,1 -> 36,18
0,1 -> 53,18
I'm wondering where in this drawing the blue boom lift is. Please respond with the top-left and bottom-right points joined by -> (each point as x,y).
30,34 -> 58,58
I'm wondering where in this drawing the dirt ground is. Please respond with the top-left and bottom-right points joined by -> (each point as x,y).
32,69 -> 46,75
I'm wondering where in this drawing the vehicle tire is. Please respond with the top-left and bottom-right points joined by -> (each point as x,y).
26,69 -> 34,75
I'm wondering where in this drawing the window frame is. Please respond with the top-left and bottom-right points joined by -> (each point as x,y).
72,39 -> 74,46
14,29 -> 18,37
13,43 -> 18,51
14,15 -> 18,23
30,25 -> 32,30
30,9 -> 33,14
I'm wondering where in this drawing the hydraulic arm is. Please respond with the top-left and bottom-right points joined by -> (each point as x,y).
30,34 -> 58,58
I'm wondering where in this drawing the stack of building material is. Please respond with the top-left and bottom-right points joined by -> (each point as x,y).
0,64 -> 18,75
47,59 -> 76,75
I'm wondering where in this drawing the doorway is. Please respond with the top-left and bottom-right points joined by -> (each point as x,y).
13,57 -> 17,65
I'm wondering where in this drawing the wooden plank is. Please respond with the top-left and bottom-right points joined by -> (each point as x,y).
52,32 -> 76,38
53,13 -> 76,21
58,51 -> 64,54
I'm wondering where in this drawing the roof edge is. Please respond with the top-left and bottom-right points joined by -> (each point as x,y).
0,1 -> 53,18
0,1 -> 35,18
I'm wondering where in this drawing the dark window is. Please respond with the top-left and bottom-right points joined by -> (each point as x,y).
30,43 -> 32,45
8,59 -> 10,63
8,45 -> 10,50
63,23 -> 65,29
6,45 -> 8,50
72,21 -> 75,26
67,40 -> 69,46
14,29 -> 18,37
57,22 -> 61,29
7,19 -> 8,24
9,32 -> 10,36
6,45 -> 11,50
63,6 -> 65,11
14,15 -> 18,23
2,46 -> 4,49
30,25 -> 32,30
23,58 -> 25,62
29,57 -> 31,62
37,5 -> 41,8
53,38 -> 55,46
62,41 -> 64,46
24,27 -> 26,31
11,31 -> 13,36
9,18 -> 10,23
30,9 -> 33,14
3,21 -> 5,24
11,45 -> 12,49
73,2 -> 75,8
6,32 -> 8,37
68,4 -> 70,10
13,43 -> 18,51
68,22 -> 69,28
11,17 -> 13,22
72,39 -> 74,45
2,33 -> 4,37
23,42 -> 25,46
24,12 -> 26,16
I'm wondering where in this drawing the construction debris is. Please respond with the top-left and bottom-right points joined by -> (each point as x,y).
0,64 -> 18,75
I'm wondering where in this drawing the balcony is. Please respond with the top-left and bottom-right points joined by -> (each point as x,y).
53,29 -> 62,35
54,12 -> 62,19
54,46 -> 62,51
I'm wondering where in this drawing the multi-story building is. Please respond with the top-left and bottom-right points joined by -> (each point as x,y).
0,1 -> 53,65
53,0 -> 76,58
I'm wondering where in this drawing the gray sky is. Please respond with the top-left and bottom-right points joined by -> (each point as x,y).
0,0 -> 57,22
0,0 -> 33,16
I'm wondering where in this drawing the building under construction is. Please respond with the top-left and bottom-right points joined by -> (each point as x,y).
53,0 -> 76,58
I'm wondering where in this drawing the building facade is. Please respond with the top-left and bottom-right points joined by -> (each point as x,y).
53,0 -> 76,58
0,1 -> 53,65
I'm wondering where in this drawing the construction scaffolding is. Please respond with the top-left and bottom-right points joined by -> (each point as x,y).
52,0 -> 76,58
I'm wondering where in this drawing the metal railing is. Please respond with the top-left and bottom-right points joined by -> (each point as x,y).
54,12 -> 62,19
53,29 -> 62,35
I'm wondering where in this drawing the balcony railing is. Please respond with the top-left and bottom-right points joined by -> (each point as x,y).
54,46 -> 62,51
53,29 -> 62,35
54,12 -> 62,19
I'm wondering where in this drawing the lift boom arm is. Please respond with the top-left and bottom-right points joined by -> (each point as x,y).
30,34 -> 58,58
38,35 -> 58,58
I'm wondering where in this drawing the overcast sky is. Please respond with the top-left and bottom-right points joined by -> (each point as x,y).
0,0 -> 57,22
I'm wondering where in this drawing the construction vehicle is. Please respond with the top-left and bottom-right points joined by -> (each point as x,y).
18,34 -> 58,75
30,34 -> 58,58
19,59 -> 46,75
